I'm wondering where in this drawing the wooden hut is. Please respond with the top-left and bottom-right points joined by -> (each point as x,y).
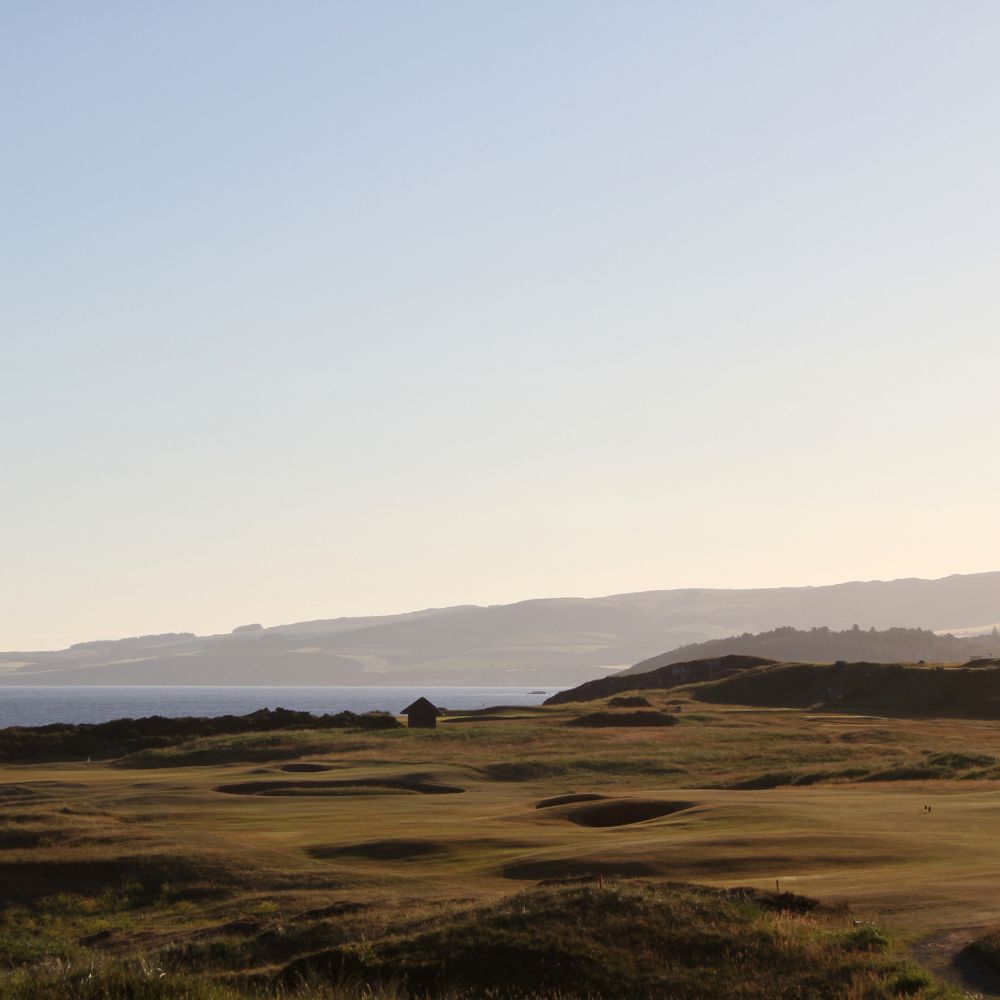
402,697 -> 443,729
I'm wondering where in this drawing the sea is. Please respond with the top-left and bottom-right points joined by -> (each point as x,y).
0,686 -> 560,730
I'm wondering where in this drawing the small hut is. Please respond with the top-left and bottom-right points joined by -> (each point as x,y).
402,697 -> 443,729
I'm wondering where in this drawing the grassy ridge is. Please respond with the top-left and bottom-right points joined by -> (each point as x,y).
0,881 -> 961,999
554,656 -> 1000,720
0,709 -> 400,764
696,661 -> 1000,717
625,626 -> 992,675
279,881 -> 951,999
545,656 -> 774,705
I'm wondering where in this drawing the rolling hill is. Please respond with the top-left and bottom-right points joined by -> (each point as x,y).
1,571 -> 998,686
620,625 -> 996,676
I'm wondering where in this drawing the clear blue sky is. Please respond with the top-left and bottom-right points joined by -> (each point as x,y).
3,2 -> 999,649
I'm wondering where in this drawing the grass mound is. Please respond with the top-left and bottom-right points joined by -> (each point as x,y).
925,751 -> 996,769
718,749 -> 1000,789
0,782 -> 83,802
0,851 -> 244,908
480,761 -> 561,781
279,880 -> 954,999
696,660 -> 1000,718
546,654 -> 775,705
481,758 -> 681,782
960,924 -> 1000,974
721,767 -> 871,790
0,803 -> 133,853
534,793 -> 607,809
215,777 -> 465,797
565,711 -> 678,728
119,731 -> 369,768
608,695 -> 652,708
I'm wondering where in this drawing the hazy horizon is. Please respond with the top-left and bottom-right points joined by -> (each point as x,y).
4,2 -> 999,650
8,568 -> 1000,653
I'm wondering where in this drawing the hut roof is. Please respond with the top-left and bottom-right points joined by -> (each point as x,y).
401,697 -> 443,715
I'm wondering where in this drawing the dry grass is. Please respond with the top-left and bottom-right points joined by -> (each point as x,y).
2,695 -> 1000,994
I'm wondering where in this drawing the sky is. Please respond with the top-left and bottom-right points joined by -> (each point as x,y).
2,1 -> 999,650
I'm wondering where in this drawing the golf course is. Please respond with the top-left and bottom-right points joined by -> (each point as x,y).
3,661 -> 1000,997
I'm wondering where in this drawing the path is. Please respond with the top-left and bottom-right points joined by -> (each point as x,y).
912,927 -> 1000,998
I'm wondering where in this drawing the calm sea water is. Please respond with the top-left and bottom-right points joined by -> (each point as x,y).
0,686 -> 559,729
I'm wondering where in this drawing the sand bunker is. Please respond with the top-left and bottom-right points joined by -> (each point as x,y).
535,793 -> 608,810
309,837 -> 536,862
563,798 -> 696,827
309,839 -> 448,861
215,777 -> 464,797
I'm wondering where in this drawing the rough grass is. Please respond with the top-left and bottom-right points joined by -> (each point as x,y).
0,710 -> 400,765
606,696 -> 652,708
278,881 -> 959,999
694,660 -> 1000,718
709,749 -> 1000,789
565,711 -> 678,728
959,923 -> 1000,972
120,732 -> 377,768
0,849 -> 247,909
0,964 -> 411,999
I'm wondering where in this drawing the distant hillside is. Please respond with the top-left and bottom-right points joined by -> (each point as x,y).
694,660 -> 1000,718
544,655 -> 776,706
2,571 -> 999,686
548,653 -> 1000,720
622,626 -> 996,676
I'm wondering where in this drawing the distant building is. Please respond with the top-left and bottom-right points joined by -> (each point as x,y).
402,697 -> 443,729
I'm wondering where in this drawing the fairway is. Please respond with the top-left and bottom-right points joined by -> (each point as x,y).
5,700 -> 1000,979
6,756 -> 1000,931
